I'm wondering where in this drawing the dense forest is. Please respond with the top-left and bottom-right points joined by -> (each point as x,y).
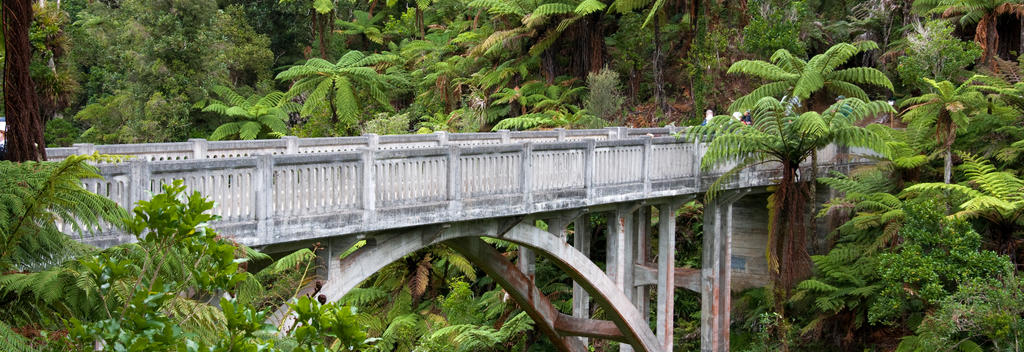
3,0 -> 1024,351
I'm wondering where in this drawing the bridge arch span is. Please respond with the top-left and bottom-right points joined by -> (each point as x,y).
316,219 -> 663,352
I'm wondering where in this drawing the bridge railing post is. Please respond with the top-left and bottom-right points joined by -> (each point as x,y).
641,136 -> 652,194
555,128 -> 566,141
255,154 -> 275,244
435,131 -> 448,146
583,139 -> 595,200
73,143 -> 96,156
361,147 -> 377,224
520,143 -> 533,211
284,136 -> 299,154
188,139 -> 208,159
446,145 -> 461,212
128,158 -> 151,208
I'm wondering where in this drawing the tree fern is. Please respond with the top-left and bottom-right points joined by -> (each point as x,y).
727,42 -> 893,112
0,155 -> 128,271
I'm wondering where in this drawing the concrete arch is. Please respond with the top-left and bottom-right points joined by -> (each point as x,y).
315,219 -> 663,352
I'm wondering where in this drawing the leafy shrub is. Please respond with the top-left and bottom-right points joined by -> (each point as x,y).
44,118 -> 80,147
869,201 -> 1013,325
901,275 -> 1024,351
363,112 -> 412,135
585,68 -> 625,124
742,0 -> 807,58
896,20 -> 981,92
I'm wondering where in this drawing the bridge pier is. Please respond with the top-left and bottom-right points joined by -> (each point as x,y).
700,190 -> 750,352
571,215 -> 592,347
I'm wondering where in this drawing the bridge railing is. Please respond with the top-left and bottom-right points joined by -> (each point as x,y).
59,128 -> 859,247
47,127 -> 682,162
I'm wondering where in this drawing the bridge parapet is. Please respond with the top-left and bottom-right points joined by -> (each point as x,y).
48,127 -> 683,161
63,128 -> 857,248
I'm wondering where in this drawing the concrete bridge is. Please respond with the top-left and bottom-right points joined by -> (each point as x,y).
51,127 -> 866,352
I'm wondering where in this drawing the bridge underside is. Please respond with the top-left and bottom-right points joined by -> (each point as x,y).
269,189 -> 769,352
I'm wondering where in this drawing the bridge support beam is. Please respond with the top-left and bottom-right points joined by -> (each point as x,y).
446,237 -> 586,352
701,190 -> 748,352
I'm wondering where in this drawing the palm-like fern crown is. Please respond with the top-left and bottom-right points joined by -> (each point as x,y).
0,155 -> 129,271
689,97 -> 894,198
913,0 -> 1024,25
901,76 -> 989,148
468,0 -> 606,58
727,42 -> 894,112
277,51 -> 406,127
902,153 -> 1024,225
204,86 -> 297,140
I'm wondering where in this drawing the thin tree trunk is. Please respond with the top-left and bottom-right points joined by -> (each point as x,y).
944,147 -> 953,184
416,8 -> 424,39
3,0 -> 47,161
652,14 -> 667,114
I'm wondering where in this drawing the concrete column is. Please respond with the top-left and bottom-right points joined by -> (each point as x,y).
555,128 -> 567,141
73,143 -> 95,156
255,154 -> 275,244
284,136 -> 299,154
634,206 -> 652,320
361,148 -> 376,224
499,130 -> 511,144
701,191 -> 746,352
128,159 -> 150,207
520,143 -> 533,211
641,137 -> 652,194
606,205 -> 635,299
188,138 -> 208,159
435,131 -> 449,145
446,146 -> 462,212
571,215 -> 591,346
656,203 -> 679,352
517,247 -> 536,282
583,140 -> 596,200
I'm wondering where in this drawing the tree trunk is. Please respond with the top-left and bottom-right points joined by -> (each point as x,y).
944,147 -> 953,184
652,14 -> 667,115
770,162 -> 813,304
3,0 -> 47,161
541,48 -> 555,84
416,8 -> 424,39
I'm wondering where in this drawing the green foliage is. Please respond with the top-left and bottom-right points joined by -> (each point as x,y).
363,112 -> 413,135
903,275 -> 1024,351
0,155 -> 127,271
727,42 -> 894,112
896,20 -> 982,92
742,0 -> 807,57
277,51 -> 407,136
870,201 -> 1013,325
203,86 -> 295,140
690,97 -> 893,198
584,68 -> 625,124
44,118 -> 81,147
